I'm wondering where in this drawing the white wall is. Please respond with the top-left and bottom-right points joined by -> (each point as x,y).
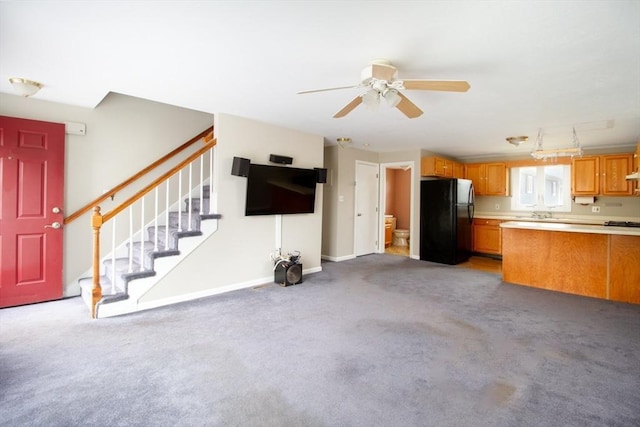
0,92 -> 214,295
139,113 -> 324,302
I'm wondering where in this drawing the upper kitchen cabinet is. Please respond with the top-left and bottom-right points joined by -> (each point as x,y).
601,154 -> 634,195
572,154 -> 634,196
572,156 -> 600,195
421,156 -> 463,178
464,162 -> 508,196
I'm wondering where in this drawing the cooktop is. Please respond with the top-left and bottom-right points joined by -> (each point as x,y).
603,221 -> 640,227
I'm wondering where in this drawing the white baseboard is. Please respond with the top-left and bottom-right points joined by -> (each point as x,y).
321,254 -> 356,262
136,264 -> 323,314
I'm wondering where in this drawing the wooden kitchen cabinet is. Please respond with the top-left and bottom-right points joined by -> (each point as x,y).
602,154 -> 634,195
635,141 -> 640,196
609,235 -> 640,304
473,218 -> 502,255
572,156 -> 600,195
571,154 -> 633,196
384,221 -> 392,247
453,162 -> 465,179
421,156 -> 461,178
465,162 -> 508,196
502,226 -> 640,304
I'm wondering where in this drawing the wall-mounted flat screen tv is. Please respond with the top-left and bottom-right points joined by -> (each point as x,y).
245,163 -> 317,216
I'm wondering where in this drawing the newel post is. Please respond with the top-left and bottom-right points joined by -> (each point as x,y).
91,206 -> 103,319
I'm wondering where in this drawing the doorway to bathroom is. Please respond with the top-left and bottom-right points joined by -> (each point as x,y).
380,161 -> 414,258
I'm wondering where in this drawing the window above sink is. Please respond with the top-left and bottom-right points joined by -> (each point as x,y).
510,165 -> 572,212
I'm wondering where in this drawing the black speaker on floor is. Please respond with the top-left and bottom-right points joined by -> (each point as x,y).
315,168 -> 327,184
231,157 -> 250,177
269,154 -> 293,165
274,262 -> 303,286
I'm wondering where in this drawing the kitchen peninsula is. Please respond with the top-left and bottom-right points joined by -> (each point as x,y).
501,221 -> 640,304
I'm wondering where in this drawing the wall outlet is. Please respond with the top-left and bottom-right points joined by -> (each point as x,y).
592,206 -> 601,213
495,204 -> 500,210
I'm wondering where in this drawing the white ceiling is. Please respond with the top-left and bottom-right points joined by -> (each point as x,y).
1,1 -> 639,159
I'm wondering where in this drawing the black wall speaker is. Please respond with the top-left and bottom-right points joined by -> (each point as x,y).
315,168 -> 327,184
269,154 -> 293,165
231,157 -> 250,177
274,262 -> 303,286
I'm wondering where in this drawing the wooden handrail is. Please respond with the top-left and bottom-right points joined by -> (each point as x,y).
102,139 -> 217,223
64,126 -> 214,225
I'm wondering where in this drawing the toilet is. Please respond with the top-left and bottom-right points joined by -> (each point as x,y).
392,229 -> 410,247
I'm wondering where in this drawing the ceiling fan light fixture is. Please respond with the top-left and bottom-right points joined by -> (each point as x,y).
383,88 -> 401,107
8,77 -> 43,97
362,88 -> 380,108
506,135 -> 528,146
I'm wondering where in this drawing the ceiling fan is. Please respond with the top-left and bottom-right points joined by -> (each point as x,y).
297,59 -> 470,119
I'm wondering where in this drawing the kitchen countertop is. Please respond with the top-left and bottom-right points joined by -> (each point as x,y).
500,221 -> 640,236
474,213 -> 640,225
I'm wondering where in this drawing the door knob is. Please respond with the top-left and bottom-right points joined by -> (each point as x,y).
44,222 -> 62,229
357,213 -> 362,216
52,207 -> 62,214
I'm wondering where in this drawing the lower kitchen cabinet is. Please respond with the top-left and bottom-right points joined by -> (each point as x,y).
473,219 -> 502,255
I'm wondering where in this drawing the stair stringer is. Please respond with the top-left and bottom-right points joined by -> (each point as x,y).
95,216 -> 220,318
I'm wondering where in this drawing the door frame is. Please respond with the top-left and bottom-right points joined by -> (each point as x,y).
379,161 -> 416,257
353,160 -> 380,256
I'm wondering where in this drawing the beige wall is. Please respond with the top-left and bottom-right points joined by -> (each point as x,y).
0,92 -> 213,295
140,113 -> 324,302
321,145 -> 379,260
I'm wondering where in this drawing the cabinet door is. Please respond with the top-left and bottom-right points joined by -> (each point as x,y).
465,163 -> 485,195
441,159 -> 454,177
421,156 -> 453,177
453,162 -> 465,179
385,224 -> 392,247
635,142 -> 640,196
420,157 -> 436,176
601,154 -> 633,196
473,220 -> 502,254
572,156 -> 599,195
485,163 -> 507,195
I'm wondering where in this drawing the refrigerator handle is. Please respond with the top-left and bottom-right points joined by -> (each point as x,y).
468,184 -> 475,205
468,203 -> 474,224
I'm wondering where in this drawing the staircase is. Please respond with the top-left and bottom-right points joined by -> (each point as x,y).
67,128 -> 219,319
79,185 -> 220,318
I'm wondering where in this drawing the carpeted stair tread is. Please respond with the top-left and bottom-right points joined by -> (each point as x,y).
168,211 -> 201,230
98,292 -> 129,305
185,197 -> 210,214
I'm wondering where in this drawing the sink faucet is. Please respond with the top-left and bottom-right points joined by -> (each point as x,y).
532,211 -> 553,219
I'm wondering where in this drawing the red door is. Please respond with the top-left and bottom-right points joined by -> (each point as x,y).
0,116 -> 65,308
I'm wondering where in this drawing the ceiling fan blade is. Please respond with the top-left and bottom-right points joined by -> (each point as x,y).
297,85 -> 359,94
396,92 -> 423,119
401,80 -> 470,92
333,96 -> 363,118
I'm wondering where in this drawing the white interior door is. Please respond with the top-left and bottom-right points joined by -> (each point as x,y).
355,161 -> 379,256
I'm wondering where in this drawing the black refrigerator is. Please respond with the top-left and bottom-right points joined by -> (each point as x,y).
420,179 -> 474,265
